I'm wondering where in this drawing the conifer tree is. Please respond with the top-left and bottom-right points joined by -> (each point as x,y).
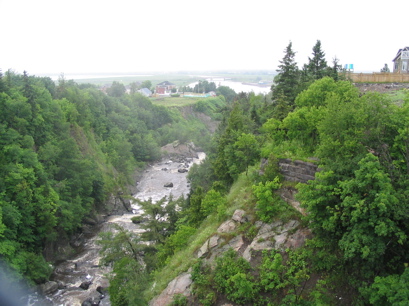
271,42 -> 300,109
0,69 -> 5,93
306,40 -> 328,80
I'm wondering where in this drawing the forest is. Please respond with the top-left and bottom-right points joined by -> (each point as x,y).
0,70 -> 226,287
2,39 -> 409,305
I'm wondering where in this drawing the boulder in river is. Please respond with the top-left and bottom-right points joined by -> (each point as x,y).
81,292 -> 102,306
178,168 -> 188,173
164,182 -> 173,188
96,286 -> 107,295
80,281 -> 92,290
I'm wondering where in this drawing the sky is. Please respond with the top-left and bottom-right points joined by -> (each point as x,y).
1,0 -> 408,76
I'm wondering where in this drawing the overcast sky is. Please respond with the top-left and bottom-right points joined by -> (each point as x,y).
1,0 -> 407,76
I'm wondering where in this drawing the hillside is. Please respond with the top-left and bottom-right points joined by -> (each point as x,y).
0,71 -> 226,295
3,67 -> 409,305
135,77 -> 409,306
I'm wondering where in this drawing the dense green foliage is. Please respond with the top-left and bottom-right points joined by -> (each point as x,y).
0,71 -> 225,285
5,38 -> 409,305
153,41 -> 409,305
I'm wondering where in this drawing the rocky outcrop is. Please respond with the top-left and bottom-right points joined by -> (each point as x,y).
105,193 -> 132,214
150,207 -> 312,305
149,272 -> 192,306
279,186 -> 305,215
197,209 -> 248,259
278,158 -> 320,183
161,141 -> 199,159
39,281 -> 59,295
242,220 -> 311,261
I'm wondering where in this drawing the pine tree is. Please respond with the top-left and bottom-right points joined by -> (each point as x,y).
306,40 -> 328,80
0,69 -> 6,93
271,42 -> 300,111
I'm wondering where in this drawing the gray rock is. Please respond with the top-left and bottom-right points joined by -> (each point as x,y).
81,293 -> 101,306
149,272 -> 192,306
164,182 -> 174,188
80,281 -> 92,290
217,220 -> 237,233
198,235 -> 225,258
96,286 -> 107,295
243,220 -> 300,262
83,217 -> 98,226
39,281 -> 58,295
231,209 -> 247,223
208,235 -> 245,263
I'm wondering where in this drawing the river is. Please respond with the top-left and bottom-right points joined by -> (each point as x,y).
30,153 -> 205,306
189,79 -> 271,95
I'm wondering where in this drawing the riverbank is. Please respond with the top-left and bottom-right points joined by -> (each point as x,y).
32,147 -> 204,305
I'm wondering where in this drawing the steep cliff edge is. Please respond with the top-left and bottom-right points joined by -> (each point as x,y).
149,159 -> 320,305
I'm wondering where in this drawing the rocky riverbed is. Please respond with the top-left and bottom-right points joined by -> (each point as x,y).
29,152 -> 205,306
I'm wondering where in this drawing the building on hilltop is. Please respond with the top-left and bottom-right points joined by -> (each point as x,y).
138,88 -> 152,97
156,81 -> 176,95
393,47 -> 409,73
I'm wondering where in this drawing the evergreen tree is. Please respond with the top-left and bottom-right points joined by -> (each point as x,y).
271,42 -> 300,110
328,56 -> 343,81
306,40 -> 328,80
0,69 -> 6,93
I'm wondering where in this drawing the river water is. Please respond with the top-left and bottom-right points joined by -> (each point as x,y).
188,79 -> 271,95
31,153 -> 205,306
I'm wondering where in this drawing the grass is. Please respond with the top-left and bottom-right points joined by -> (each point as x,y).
145,171 -> 256,301
146,214 -> 221,301
150,96 -> 207,107
145,163 -> 307,302
387,89 -> 409,106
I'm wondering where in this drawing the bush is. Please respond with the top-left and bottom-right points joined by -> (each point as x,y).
252,177 -> 283,222
131,216 -> 144,224
170,293 -> 188,305
191,260 -> 216,306
214,248 -> 259,304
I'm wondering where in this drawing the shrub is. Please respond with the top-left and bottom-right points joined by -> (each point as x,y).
214,248 -> 259,304
252,177 -> 283,222
170,293 -> 187,305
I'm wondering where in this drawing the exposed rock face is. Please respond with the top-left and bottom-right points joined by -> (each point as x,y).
216,220 -> 237,233
198,235 -> 225,258
150,208 -> 312,305
278,158 -> 320,183
242,220 -> 310,262
105,193 -> 132,214
208,235 -> 245,263
231,209 -> 247,223
161,141 -> 199,159
279,186 -> 305,215
39,281 -> 59,295
149,272 -> 192,306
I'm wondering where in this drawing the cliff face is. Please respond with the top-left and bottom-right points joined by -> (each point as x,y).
150,158 -> 321,305
150,209 -> 312,306
278,158 -> 321,184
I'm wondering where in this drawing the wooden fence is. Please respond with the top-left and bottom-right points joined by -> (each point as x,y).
346,72 -> 409,83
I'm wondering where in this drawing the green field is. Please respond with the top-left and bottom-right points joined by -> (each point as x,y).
150,96 -> 206,107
